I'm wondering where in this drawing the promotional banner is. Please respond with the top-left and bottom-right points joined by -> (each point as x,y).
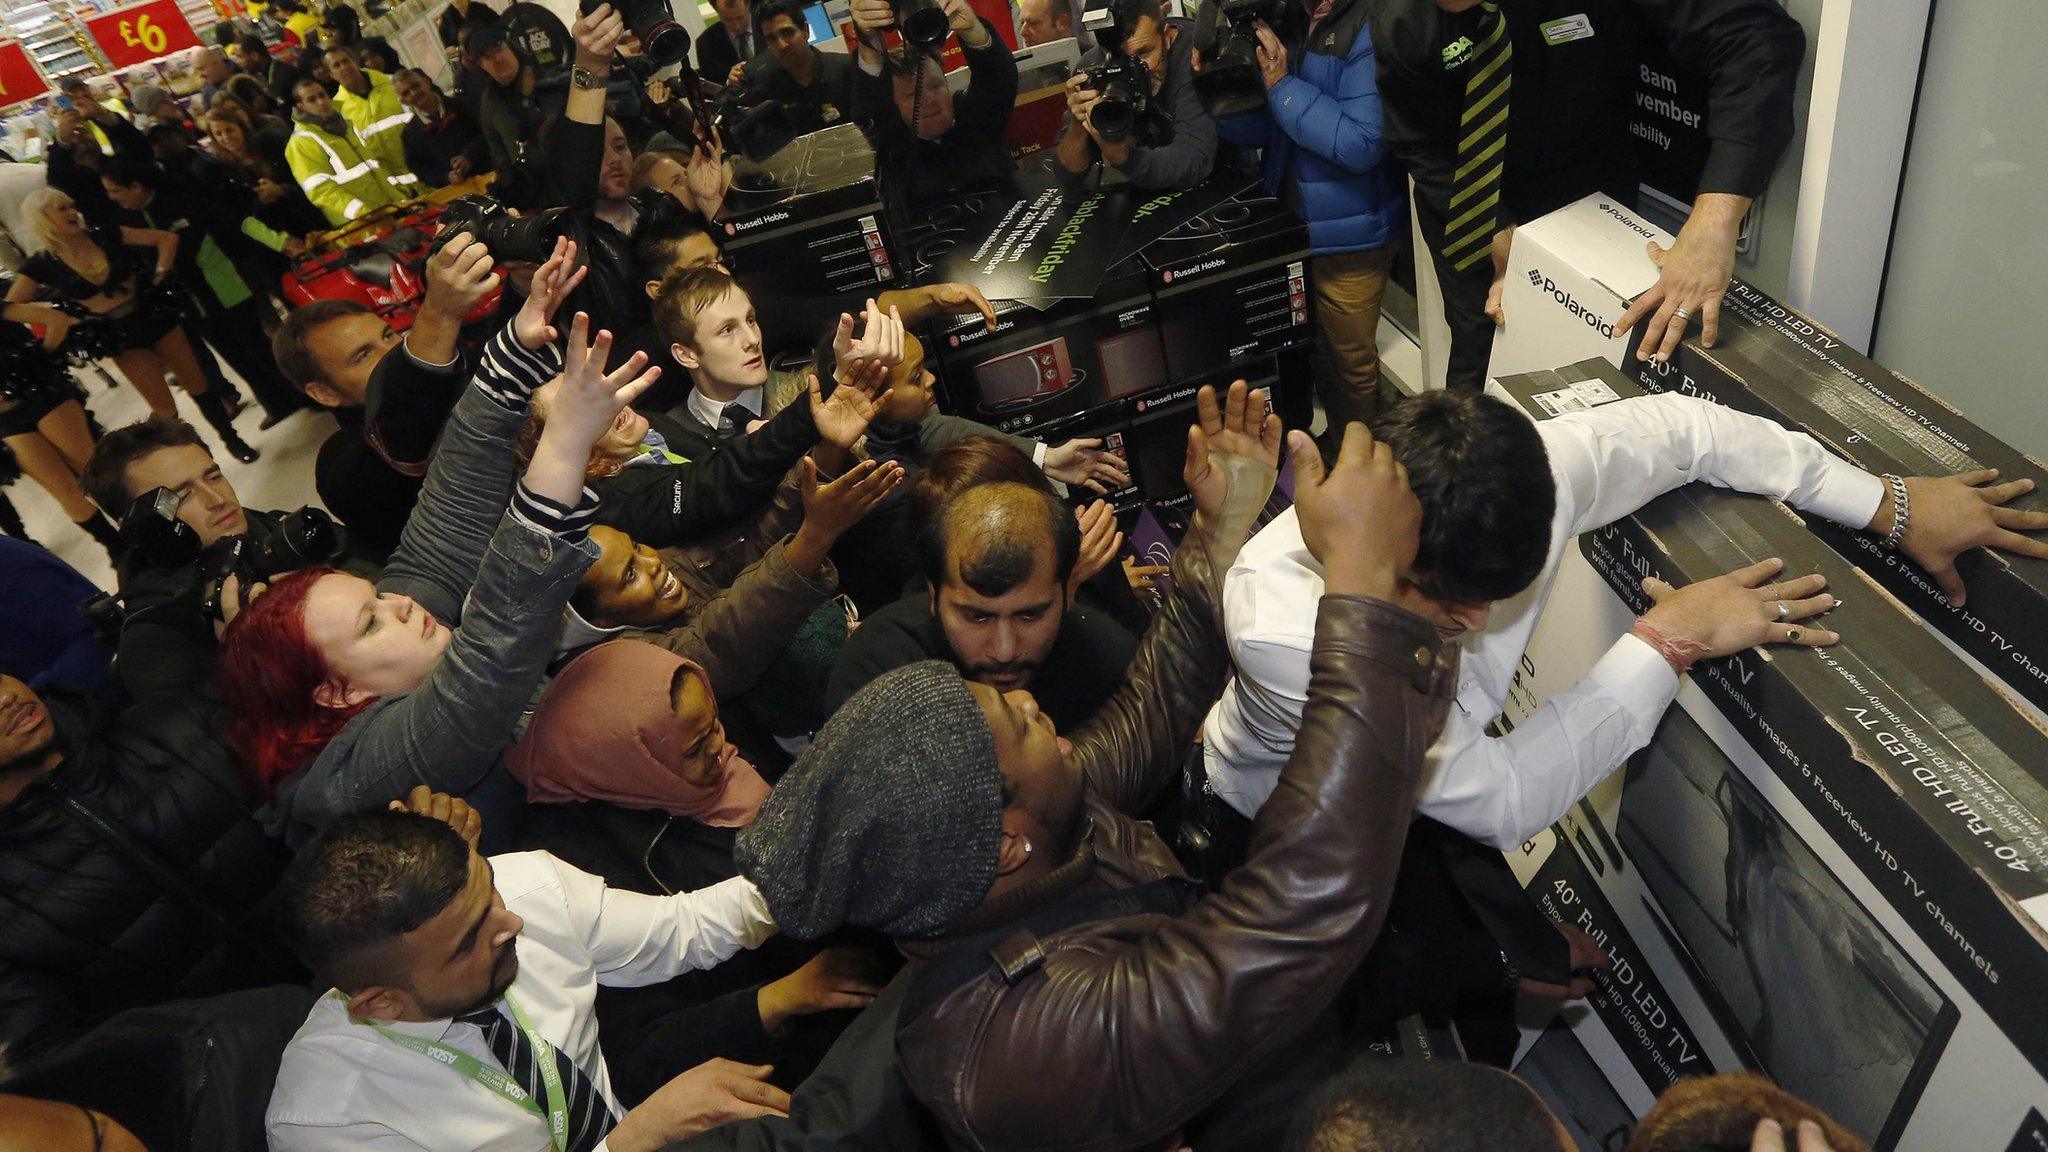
929,178 -> 1140,302
84,0 -> 203,70
0,40 -> 47,111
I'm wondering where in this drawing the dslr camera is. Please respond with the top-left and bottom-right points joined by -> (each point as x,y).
890,0 -> 950,51
580,0 -> 690,65
432,195 -> 570,264
120,488 -> 346,621
1081,0 -> 1172,147
1191,0 -> 1286,116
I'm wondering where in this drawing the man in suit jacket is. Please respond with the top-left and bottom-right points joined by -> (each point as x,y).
697,0 -> 761,84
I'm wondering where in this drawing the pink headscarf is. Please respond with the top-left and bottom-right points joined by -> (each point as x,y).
508,640 -> 772,827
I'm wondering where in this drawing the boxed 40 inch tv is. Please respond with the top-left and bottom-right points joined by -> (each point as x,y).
1494,361 -> 2048,1149
1627,280 -> 2048,719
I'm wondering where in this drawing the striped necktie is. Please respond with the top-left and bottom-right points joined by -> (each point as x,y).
456,1003 -> 615,1152
1445,2 -> 1511,273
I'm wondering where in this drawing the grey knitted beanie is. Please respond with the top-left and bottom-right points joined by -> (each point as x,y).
736,660 -> 1004,940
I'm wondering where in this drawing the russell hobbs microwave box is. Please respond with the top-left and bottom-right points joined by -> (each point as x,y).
1495,362 -> 2048,1098
1487,193 -> 1673,383
1628,280 -> 2048,719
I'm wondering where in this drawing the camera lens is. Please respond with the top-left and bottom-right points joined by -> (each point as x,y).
1092,97 -> 1135,143
893,0 -> 949,48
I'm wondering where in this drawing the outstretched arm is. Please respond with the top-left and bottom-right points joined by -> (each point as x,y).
1072,381 -> 1281,814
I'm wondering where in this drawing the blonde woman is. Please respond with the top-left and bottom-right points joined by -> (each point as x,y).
0,273 -> 119,557
3,188 -> 258,463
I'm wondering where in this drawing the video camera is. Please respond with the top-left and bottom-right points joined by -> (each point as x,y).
580,0 -> 690,65
699,60 -> 799,161
1191,0 -> 1286,116
431,195 -> 570,264
120,488 -> 347,621
1081,0 -> 1172,147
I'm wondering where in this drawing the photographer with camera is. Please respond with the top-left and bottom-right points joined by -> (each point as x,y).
80,420 -> 347,706
540,2 -> 659,339
1055,0 -> 1215,190
729,0 -> 855,135
1209,0 -> 1403,434
849,0 -> 1018,209
273,230 -> 505,561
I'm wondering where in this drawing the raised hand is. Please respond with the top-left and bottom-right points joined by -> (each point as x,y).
799,457 -> 903,546
540,311 -> 660,461
686,137 -> 731,219
1184,380 -> 1282,520
808,366 -> 893,460
1637,557 -> 1837,665
1889,469 -> 2048,605
1067,499 -> 1124,595
1043,438 -> 1132,494
512,236 -> 589,350
831,298 -> 906,383
388,785 -> 483,848
1288,423 -> 1419,601
572,1 -> 626,65
422,231 -> 499,324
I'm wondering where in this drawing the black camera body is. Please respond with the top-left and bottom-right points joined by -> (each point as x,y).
118,489 -> 347,621
580,0 -> 690,65
1080,0 -> 1172,147
1083,54 -> 1164,146
1191,0 -> 1286,116
891,0 -> 950,50
432,195 -> 570,264
197,508 -> 346,621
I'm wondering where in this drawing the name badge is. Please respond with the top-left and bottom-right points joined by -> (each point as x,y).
1539,14 -> 1595,45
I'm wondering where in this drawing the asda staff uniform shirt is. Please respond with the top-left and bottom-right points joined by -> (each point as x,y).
266,851 -> 776,1152
1201,392 -> 1885,849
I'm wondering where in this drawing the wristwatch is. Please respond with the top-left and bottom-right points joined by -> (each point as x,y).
571,65 -> 608,90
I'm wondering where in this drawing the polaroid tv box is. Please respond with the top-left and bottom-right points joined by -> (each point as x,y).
1630,280 -> 2048,719
1487,193 -> 1672,383
1496,360 -> 2048,1093
1138,173 -> 1313,380
716,124 -> 900,345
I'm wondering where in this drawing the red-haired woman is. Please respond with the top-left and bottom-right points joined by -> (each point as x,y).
216,240 -> 651,847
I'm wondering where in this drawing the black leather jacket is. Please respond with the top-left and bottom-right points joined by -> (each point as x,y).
0,692 -> 298,1066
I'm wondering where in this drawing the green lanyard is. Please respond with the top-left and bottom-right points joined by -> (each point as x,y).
361,994 -> 572,1152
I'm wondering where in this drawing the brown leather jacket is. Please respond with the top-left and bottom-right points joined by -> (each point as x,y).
895,505 -> 1459,1152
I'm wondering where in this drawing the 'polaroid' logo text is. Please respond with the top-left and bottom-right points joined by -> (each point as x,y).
1525,269 -> 1615,337
1595,201 -> 1656,240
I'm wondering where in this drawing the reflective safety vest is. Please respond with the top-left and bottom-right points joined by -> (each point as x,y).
334,71 -> 421,192
285,118 -> 410,226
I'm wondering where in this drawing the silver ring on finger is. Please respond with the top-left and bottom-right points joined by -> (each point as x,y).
1775,600 -> 1791,621
1672,307 -> 1692,322
1785,626 -> 1804,644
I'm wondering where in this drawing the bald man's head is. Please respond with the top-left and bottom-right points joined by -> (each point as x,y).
921,481 -> 1083,691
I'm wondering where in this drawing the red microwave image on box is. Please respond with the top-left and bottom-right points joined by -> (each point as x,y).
971,338 -> 1076,408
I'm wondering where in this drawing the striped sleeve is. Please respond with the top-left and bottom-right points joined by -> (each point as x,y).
510,481 -> 601,543
475,323 -> 563,412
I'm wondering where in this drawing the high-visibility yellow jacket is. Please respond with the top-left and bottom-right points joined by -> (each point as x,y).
333,71 -> 422,191
285,116 -> 410,226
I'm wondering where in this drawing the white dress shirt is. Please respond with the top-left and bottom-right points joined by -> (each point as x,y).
687,384 -> 766,434
1201,392 -> 1887,849
266,851 -> 777,1152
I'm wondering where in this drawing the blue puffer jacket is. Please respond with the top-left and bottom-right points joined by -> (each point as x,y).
1218,0 -> 1405,255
